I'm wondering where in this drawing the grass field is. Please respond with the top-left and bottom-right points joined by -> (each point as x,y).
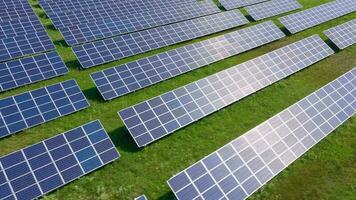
0,0 -> 355,199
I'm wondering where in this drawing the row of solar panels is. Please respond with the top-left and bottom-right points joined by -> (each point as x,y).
0,0 -> 57,63
0,0 -> 69,99
49,0 -> 354,71
168,68 -> 355,200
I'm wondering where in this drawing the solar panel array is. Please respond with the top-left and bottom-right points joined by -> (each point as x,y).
0,30 -> 55,62
0,80 -> 89,139
0,16 -> 44,39
73,11 -> 249,68
279,0 -> 356,34
0,120 -> 120,200
0,0 -> 30,9
118,35 -> 334,147
92,21 -> 285,101
324,19 -> 356,50
0,5 -> 35,23
59,1 -> 220,46
245,0 -> 302,21
39,0 -> 195,17
48,0 -> 215,29
0,51 -> 68,92
168,68 -> 355,200
220,0 -> 269,10
0,0 -> 55,64
135,194 -> 148,200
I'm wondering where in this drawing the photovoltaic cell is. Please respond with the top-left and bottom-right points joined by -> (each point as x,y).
73,11 -> 249,68
0,30 -> 55,62
0,16 -> 45,39
135,194 -> 148,200
91,21 -> 285,101
0,5 -> 36,23
167,68 -> 355,200
0,79 -> 89,138
0,51 -> 69,92
220,0 -> 269,10
47,0 -> 212,29
118,35 -> 334,147
279,0 -> 356,34
0,120 -> 120,200
60,1 -> 220,46
245,0 -> 302,21
324,19 -> 356,50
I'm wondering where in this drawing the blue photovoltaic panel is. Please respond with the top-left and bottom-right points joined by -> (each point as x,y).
60,1 -> 220,46
168,68 -> 355,200
245,0 -> 302,20
0,0 -> 31,9
0,120 -> 120,200
91,21 -> 285,101
0,16 -> 45,39
135,194 -> 148,200
0,5 -> 36,23
0,79 -> 89,138
118,35 -> 334,147
0,30 -> 55,62
67,8 -> 242,47
0,51 -> 69,92
220,0 -> 269,10
324,19 -> 356,50
279,0 -> 356,34
47,0 -> 212,29
40,0 -> 194,16
73,11 -> 249,68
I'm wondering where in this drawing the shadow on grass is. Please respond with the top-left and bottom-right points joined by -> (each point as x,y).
83,87 -> 104,103
280,26 -> 292,36
64,59 -> 82,70
325,38 -> 341,53
46,24 -> 58,31
245,14 -> 256,22
157,191 -> 176,200
109,126 -> 141,153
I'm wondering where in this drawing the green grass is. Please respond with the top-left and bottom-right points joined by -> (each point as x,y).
1,0 -> 355,199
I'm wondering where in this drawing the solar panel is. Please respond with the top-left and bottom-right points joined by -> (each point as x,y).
167,68 -> 355,200
60,1 -> 220,46
220,0 -> 269,10
324,19 -> 356,50
0,79 -> 89,139
73,11 -> 249,68
135,194 -> 148,200
47,0 -> 212,29
91,21 -> 285,101
118,35 -> 334,147
0,5 -> 36,23
0,16 -> 45,39
0,0 -> 31,9
245,0 -> 302,21
0,51 -> 69,92
279,0 -> 356,34
40,0 -> 195,16
0,30 -> 55,62
0,120 -> 120,200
